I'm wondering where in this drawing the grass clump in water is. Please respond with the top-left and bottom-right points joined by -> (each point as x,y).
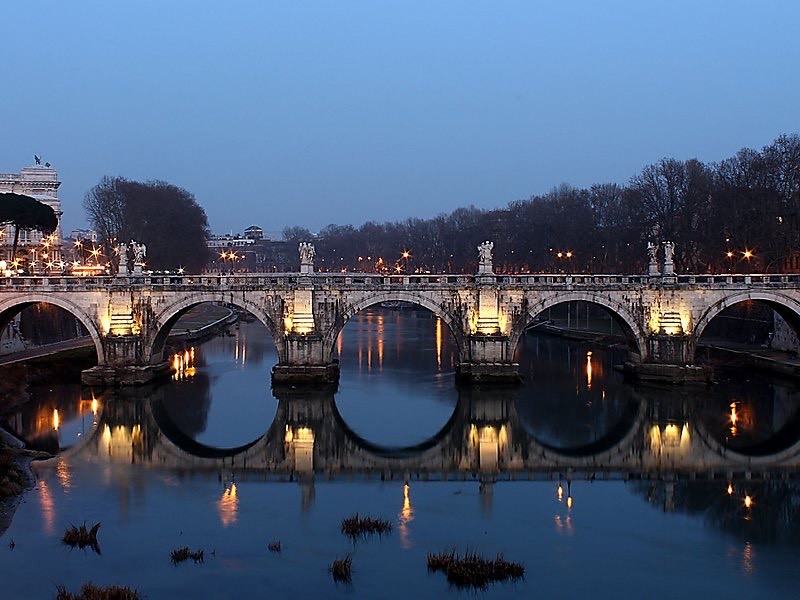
268,540 -> 282,553
427,550 -> 524,589
170,546 -> 204,565
340,513 -> 392,540
329,555 -> 353,583
62,522 -> 101,553
55,582 -> 139,600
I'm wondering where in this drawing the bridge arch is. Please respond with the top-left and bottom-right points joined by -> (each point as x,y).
323,290 -> 465,362
510,291 -> 648,361
0,293 -> 105,364
146,294 -> 284,365
692,290 -> 800,362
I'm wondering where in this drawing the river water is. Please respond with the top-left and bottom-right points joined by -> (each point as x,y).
2,307 -> 800,598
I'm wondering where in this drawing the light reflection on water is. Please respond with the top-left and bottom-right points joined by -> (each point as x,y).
3,308 -> 800,597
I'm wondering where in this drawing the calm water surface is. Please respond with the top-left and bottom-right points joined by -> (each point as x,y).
3,308 -> 800,598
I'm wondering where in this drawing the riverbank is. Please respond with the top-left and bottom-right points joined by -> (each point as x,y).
530,324 -> 800,381
0,427 -> 48,539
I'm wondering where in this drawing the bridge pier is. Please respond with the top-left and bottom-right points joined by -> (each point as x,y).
624,333 -> 711,384
81,335 -> 171,386
456,334 -> 521,384
271,333 -> 339,385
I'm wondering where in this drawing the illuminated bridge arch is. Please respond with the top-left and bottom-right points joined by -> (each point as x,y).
323,290 -> 466,361
510,291 -> 648,361
692,290 -> 800,362
146,293 -> 284,364
0,293 -> 105,363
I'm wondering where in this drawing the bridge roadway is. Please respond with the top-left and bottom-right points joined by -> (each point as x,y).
32,386 -> 800,513
3,268 -> 800,385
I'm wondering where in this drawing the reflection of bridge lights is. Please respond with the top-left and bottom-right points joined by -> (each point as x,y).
586,351 -> 592,389
744,495 -> 753,509
398,483 -> 414,549
729,402 -> 738,436
435,317 -> 442,369
557,482 -> 563,502
52,409 -> 60,431
171,348 -> 197,381
217,482 -> 239,527
727,483 -> 734,496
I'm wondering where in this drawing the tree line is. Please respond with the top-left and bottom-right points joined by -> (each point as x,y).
284,133 -> 800,274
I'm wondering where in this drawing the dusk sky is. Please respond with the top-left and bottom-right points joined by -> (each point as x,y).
3,1 -> 799,238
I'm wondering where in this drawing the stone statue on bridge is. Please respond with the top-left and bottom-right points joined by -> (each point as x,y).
647,242 -> 660,276
131,241 -> 147,275
299,242 -> 315,274
663,241 -> 675,276
477,241 -> 494,275
117,243 -> 129,276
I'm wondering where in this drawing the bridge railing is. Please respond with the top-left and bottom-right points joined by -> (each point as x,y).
3,272 -> 800,289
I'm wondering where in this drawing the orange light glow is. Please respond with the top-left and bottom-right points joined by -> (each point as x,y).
727,483 -> 734,495
557,483 -> 563,502
744,495 -> 753,509
217,483 -> 239,527
586,351 -> 593,389
52,409 -> 60,431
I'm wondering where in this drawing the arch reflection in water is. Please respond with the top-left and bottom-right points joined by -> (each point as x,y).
514,335 -> 641,455
160,320 -> 279,449
333,307 -> 459,448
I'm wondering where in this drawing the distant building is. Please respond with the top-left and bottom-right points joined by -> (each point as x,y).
69,229 -> 99,244
207,233 -> 256,250
244,225 -> 264,241
0,161 -> 64,261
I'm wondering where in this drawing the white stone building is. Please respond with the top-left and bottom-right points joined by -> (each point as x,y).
0,161 -> 63,261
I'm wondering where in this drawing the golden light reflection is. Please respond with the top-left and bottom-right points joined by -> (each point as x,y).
586,351 -> 593,389
337,329 -> 344,358
91,398 -> 98,416
56,459 -> 72,490
566,495 -> 573,510
171,348 -> 197,381
398,483 -> 414,549
744,495 -> 753,509
377,313 -> 384,369
52,409 -> 60,431
557,483 -> 563,502
730,402 -> 738,436
436,317 -> 442,369
217,483 -> 239,527
727,483 -> 734,495
742,541 -> 754,575
38,478 -> 55,535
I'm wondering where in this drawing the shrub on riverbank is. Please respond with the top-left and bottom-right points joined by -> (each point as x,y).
340,513 -> 392,540
330,555 -> 352,582
170,546 -> 204,564
0,452 -> 26,499
427,550 -> 524,589
55,582 -> 139,600
62,522 -> 101,553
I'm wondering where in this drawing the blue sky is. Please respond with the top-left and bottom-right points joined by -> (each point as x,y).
2,1 -> 798,237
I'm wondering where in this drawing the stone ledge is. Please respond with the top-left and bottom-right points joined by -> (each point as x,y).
81,363 -> 172,387
455,362 -> 522,384
622,361 -> 712,385
272,363 -> 340,385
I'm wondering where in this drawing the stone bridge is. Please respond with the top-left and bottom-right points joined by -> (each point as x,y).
3,257 -> 800,385
40,386 -> 800,494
